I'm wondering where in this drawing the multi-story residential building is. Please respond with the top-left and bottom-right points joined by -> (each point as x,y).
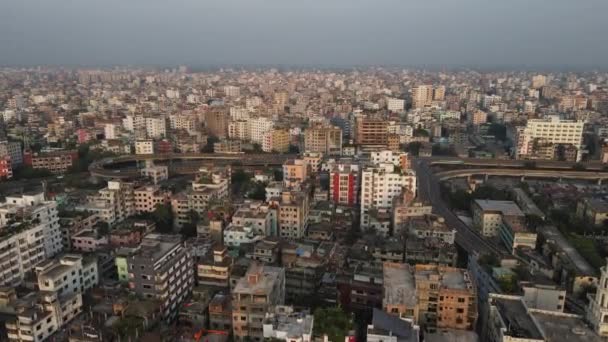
577,198 -> 608,225
214,139 -> 243,153
329,160 -> 360,206
499,218 -> 537,253
24,150 -> 77,174
104,123 -> 119,139
0,141 -> 22,167
250,116 -> 275,144
231,201 -> 276,237
489,294 -> 601,342
135,140 -> 154,155
371,150 -> 411,170
356,117 -> 388,147
5,290 -> 83,342
78,180 -> 135,226
145,117 -> 167,138
205,108 -> 229,138
283,159 -> 310,187
412,85 -> 434,109
127,234 -> 194,322
1,192 -> 62,262
58,212 -> 98,250
134,185 -> 170,213
36,254 -> 98,295
140,164 -> 169,184
71,229 -> 108,252
532,74 -> 547,89
469,110 -> 487,125
588,260 -> 608,337
224,85 -> 240,97
361,163 -> 417,234
262,129 -> 290,153
368,308 -> 420,342
0,156 -> 12,179
304,124 -> 342,155
197,244 -> 233,289
392,193 -> 433,229
472,200 -> 525,237
272,189 -> 310,239
228,120 -> 250,141
516,116 -> 585,161
414,265 -> 477,331
383,262 -> 418,322
232,263 -> 285,341
387,97 -> 405,112
405,214 -> 458,266
522,283 -> 566,312
262,306 -> 314,342
123,114 -> 146,132
209,293 -> 232,332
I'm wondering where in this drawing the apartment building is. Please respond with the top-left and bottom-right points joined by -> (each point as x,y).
361,163 -> 417,234
231,201 -> 276,237
24,150 -> 77,174
304,124 -> 342,155
140,164 -> 169,184
383,262 -> 418,322
472,200 -> 525,237
371,150 -> 411,170
412,85 -> 434,109
127,234 -> 194,322
329,161 -> 360,206
70,229 -> 108,252
387,97 -> 405,112
134,185 -> 171,213
228,120 -> 250,141
5,290 -> 83,342
250,117 -> 275,144
499,218 -> 537,253
145,117 -> 167,138
262,306 -> 313,342
232,263 -> 286,341
36,254 -> 98,296
135,140 -> 154,155
355,117 -> 388,147
197,244 -> 233,289
0,141 -> 23,166
1,192 -> 62,261
214,139 -> 243,153
272,189 -> 310,239
414,265 -> 477,331
392,193 -> 433,229
283,159 -> 310,187
262,129 -> 290,153
0,156 -> 12,179
79,181 -> 135,226
516,116 -> 585,161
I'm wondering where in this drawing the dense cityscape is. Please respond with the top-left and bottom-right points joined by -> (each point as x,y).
1,66 -> 608,342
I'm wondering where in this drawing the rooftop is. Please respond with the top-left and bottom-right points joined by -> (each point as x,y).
233,263 -> 283,296
474,200 -> 524,217
491,295 -> 543,340
383,262 -> 416,307
530,310 -> 602,342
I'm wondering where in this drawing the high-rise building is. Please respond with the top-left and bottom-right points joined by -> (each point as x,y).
0,192 -> 63,286
282,159 -> 310,187
516,116 -> 585,161
104,123 -> 118,139
262,129 -> 290,153
205,108 -> 229,138
223,85 -> 240,97
412,85 -> 434,109
532,75 -> 547,89
387,97 -> 405,112
360,163 -> 417,235
0,141 -> 22,166
356,117 -> 388,147
77,181 -> 135,226
145,117 -> 167,138
304,124 -> 342,155
127,234 -> 194,322
433,86 -> 446,101
250,117 -> 275,144
272,189 -> 310,239
232,263 -> 285,341
329,160 -> 360,206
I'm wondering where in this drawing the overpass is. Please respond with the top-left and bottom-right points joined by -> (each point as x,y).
424,157 -> 605,170
435,168 -> 608,183
89,153 -> 297,179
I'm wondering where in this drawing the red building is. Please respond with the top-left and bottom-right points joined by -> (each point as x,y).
24,150 -> 78,174
0,156 -> 12,179
329,162 -> 360,206
77,129 -> 92,144
155,139 -> 173,154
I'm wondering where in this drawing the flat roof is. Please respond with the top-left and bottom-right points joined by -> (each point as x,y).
530,310 -> 602,342
425,330 -> 478,342
383,263 -> 416,307
474,200 -> 524,217
233,264 -> 283,295
538,226 -> 596,276
493,296 -> 543,340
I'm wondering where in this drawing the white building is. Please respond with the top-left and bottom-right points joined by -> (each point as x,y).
472,200 -> 525,237
387,97 -> 405,112
36,254 -> 99,295
250,117 -> 274,144
145,117 -> 167,138
371,150 -> 410,168
77,181 -> 135,226
135,140 -> 154,155
517,116 -> 585,161
588,260 -> 608,337
228,120 -> 250,141
263,306 -> 313,342
104,123 -> 118,139
1,193 -> 62,259
360,163 -> 417,234
122,115 -> 145,132
223,85 -> 240,97
141,165 -> 169,184
522,283 -> 566,312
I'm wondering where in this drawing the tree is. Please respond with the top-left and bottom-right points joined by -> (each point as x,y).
202,136 -> 220,153
288,144 -> 300,154
313,307 -> 353,342
248,182 -> 267,200
152,203 -> 174,233
273,169 -> 284,181
525,214 -> 544,231
488,123 -> 507,141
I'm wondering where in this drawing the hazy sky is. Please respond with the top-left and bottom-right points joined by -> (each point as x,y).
1,0 -> 607,68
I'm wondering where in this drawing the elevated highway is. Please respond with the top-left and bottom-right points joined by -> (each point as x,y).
435,168 -> 608,182
89,153 -> 297,179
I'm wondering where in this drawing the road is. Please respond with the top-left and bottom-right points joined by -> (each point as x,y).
413,158 -> 503,256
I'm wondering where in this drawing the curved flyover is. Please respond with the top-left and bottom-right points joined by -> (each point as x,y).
435,168 -> 608,182
89,153 -> 297,179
